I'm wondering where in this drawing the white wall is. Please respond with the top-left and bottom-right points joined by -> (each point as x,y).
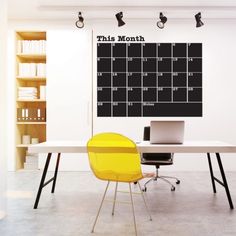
6,18 -> 236,171
92,19 -> 236,171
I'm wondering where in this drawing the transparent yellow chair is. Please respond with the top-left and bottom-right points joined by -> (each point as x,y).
87,132 -> 152,235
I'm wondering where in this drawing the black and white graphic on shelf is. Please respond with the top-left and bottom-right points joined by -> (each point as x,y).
97,43 -> 202,117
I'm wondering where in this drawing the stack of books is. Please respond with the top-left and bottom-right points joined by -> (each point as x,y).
18,63 -> 46,77
24,151 -> 39,170
18,87 -> 37,100
17,40 -> 46,54
18,63 -> 37,77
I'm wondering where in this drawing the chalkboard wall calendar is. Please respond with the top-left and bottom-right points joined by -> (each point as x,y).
97,43 -> 202,117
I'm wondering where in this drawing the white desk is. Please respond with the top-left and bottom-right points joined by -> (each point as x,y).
28,140 -> 236,154
29,140 -> 236,209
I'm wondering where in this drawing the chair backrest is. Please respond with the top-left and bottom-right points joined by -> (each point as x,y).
144,126 -> 151,141
143,126 -> 172,160
87,133 -> 143,183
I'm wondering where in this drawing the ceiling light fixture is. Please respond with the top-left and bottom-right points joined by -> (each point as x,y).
75,12 -> 84,28
115,12 -> 125,27
195,12 -> 204,27
157,12 -> 167,29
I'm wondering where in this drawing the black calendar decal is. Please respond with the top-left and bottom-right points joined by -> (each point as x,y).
97,43 -> 202,117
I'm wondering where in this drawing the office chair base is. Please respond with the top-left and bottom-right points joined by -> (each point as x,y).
160,175 -> 180,185
142,175 -> 180,192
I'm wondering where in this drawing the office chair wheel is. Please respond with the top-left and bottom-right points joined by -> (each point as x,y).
171,186 -> 175,191
176,180 -> 180,184
133,182 -> 137,185
142,187 -> 147,192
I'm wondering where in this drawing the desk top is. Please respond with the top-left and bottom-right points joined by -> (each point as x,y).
28,140 -> 236,154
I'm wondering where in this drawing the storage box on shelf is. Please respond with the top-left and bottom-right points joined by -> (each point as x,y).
24,151 -> 39,170
15,31 -> 47,170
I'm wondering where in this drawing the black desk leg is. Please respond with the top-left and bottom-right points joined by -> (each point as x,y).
34,153 -> 52,209
207,153 -> 217,193
51,153 -> 61,193
216,153 -> 234,209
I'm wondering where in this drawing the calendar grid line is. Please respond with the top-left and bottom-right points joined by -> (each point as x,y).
141,42 -> 143,116
98,71 -> 202,73
111,44 -> 113,116
126,43 -> 128,116
186,43 -> 189,102
156,44 -> 159,102
98,57 -> 202,59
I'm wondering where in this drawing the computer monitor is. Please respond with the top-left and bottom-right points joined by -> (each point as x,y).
150,121 -> 185,144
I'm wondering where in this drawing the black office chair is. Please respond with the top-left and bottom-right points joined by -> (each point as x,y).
141,126 -> 180,192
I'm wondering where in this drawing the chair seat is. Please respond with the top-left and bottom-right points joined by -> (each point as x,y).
141,159 -> 173,166
142,152 -> 171,158
142,153 -> 172,160
141,153 -> 173,165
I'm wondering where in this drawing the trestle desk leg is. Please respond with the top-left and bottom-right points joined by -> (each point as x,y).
34,153 -> 52,209
51,153 -> 61,193
216,153 -> 234,209
207,153 -> 217,193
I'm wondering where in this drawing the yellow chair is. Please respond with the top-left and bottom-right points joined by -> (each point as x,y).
87,132 -> 152,235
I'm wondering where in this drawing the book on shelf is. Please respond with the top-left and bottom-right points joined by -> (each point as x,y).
18,63 -> 46,77
37,108 -> 46,121
24,162 -> 39,170
18,87 -> 37,100
40,86 -> 46,99
26,151 -> 38,157
18,40 -> 46,54
24,152 -> 39,170
17,108 -> 46,122
37,63 -> 46,77
18,63 -> 37,77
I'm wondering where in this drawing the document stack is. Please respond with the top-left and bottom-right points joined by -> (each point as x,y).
24,151 -> 39,170
18,87 -> 37,100
17,40 -> 46,54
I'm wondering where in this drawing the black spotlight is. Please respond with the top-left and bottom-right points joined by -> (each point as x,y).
115,12 -> 125,27
195,12 -> 204,27
75,12 -> 84,28
157,12 -> 167,29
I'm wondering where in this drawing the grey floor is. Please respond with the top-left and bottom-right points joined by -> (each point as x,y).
1,171 -> 236,236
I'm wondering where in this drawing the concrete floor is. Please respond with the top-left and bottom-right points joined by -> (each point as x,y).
0,171 -> 236,236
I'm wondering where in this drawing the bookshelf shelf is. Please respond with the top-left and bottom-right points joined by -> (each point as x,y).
17,53 -> 46,60
15,31 -> 47,170
17,31 -> 46,40
16,76 -> 46,81
16,144 -> 31,148
17,99 -> 46,102
17,122 -> 46,125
